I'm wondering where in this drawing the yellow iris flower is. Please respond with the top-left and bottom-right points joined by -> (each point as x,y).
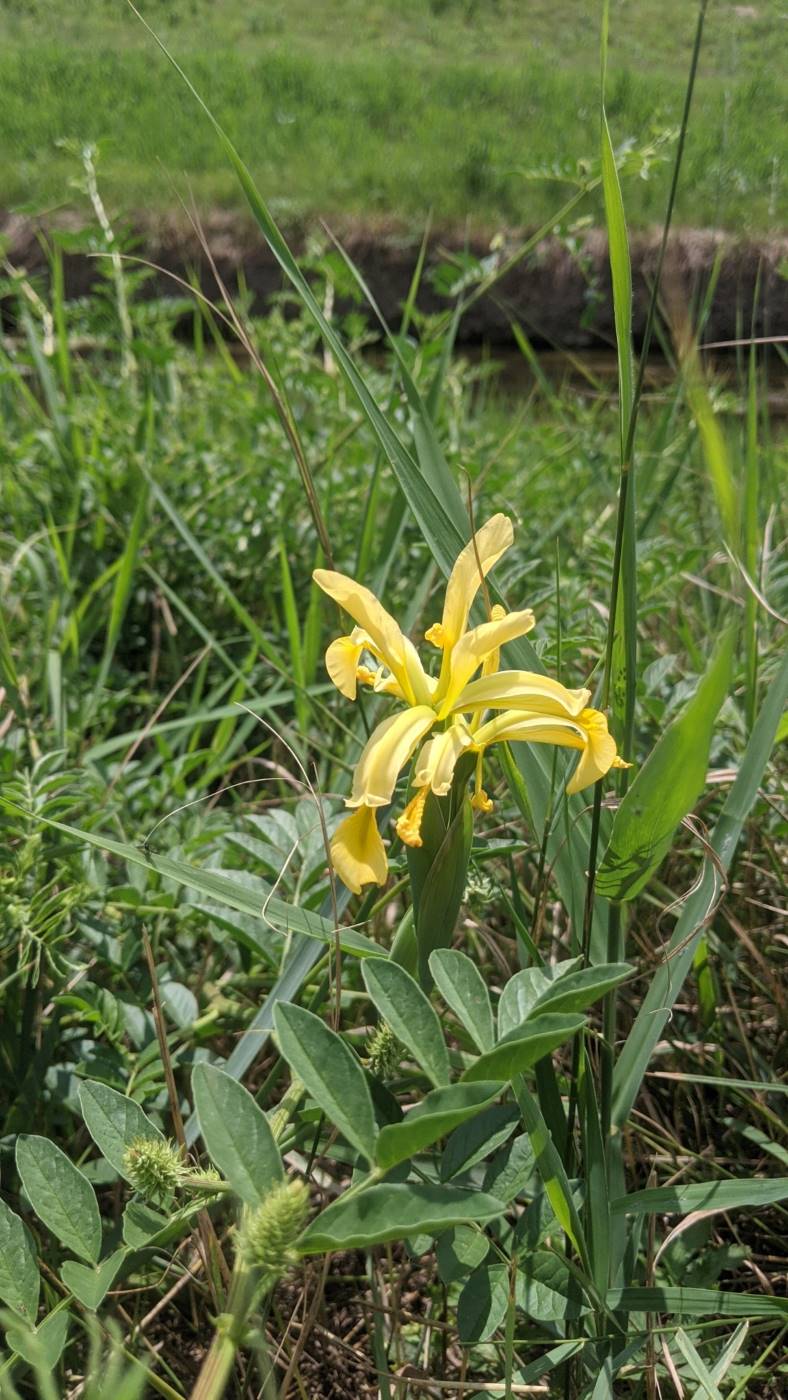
314,514 -> 627,893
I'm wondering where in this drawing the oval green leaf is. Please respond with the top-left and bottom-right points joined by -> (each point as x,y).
362,959 -> 450,1088
16,1135 -> 101,1264
274,1002 -> 377,1164
462,1015 -> 585,1084
441,1104 -> 519,1182
376,1083 -> 500,1172
531,963 -> 631,1016
299,1183 -> 504,1254
79,1080 -> 165,1182
5,1310 -> 70,1371
192,1063 -> 283,1206
0,1198 -> 39,1322
61,1248 -> 126,1311
429,948 -> 495,1053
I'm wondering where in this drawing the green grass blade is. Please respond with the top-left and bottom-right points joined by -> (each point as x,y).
612,647 -> 788,1128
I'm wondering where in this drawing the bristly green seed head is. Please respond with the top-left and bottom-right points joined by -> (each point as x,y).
123,1136 -> 182,1204
243,1179 -> 310,1284
365,1021 -> 401,1081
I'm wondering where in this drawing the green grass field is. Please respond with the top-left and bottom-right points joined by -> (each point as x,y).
2,0 -> 785,230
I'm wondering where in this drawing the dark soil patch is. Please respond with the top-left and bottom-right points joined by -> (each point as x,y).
3,211 -> 786,350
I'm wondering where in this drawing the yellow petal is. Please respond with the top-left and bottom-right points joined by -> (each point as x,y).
347,706 -> 436,807
565,708 -> 623,795
330,807 -> 388,893
452,669 -> 591,719
472,707 -> 625,795
413,722 -> 473,795
314,568 -> 432,705
439,514 -> 514,649
437,609 -> 536,714
324,629 -> 367,700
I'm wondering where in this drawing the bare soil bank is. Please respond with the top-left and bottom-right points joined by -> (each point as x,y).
3,211 -> 786,350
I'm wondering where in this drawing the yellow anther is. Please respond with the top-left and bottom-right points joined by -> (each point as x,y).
356,665 -> 378,687
490,603 -> 506,621
395,787 -> 429,848
472,787 -> 494,814
424,622 -> 446,648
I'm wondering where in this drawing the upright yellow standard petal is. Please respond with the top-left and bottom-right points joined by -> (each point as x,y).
437,609 -> 536,714
452,670 -> 591,718
438,514 -> 514,649
347,706 -> 437,808
331,806 -> 388,892
413,722 -> 473,795
314,568 -> 432,704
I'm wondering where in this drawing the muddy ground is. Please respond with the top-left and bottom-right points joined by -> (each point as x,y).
2,211 -> 786,350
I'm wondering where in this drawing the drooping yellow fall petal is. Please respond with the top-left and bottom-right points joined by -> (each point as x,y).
313,569 -> 432,704
330,806 -> 388,892
413,722 -> 474,795
565,709 -> 630,795
437,609 -> 536,714
472,707 -> 627,794
347,706 -> 437,808
452,670 -> 591,719
324,628 -> 370,700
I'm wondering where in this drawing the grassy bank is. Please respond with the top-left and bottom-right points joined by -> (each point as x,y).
2,0 -> 785,229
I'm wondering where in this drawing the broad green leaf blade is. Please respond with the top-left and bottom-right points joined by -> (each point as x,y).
612,1178 -> 788,1216
606,1287 -> 788,1320
462,1015 -> 584,1085
299,1183 -> 504,1254
0,1199 -> 39,1321
362,959 -> 450,1088
429,948 -> 495,1053
407,794 -> 473,990
16,1136 -> 101,1264
376,1083 -> 500,1172
78,1081 -> 164,1183
274,1003 -> 377,1163
518,1251 -> 591,1323
612,649 -> 788,1128
532,964 -> 632,1016
122,1199 -> 204,1251
498,967 -> 558,1039
441,1105 -> 520,1183
597,629 -> 734,900
482,1133 -> 537,1205
457,1263 -> 509,1344
436,1226 -> 490,1285
459,1251 -> 589,1344
192,1064 -> 283,1206
5,1310 -> 70,1371
61,1248 -> 126,1311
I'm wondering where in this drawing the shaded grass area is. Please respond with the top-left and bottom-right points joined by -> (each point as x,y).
2,0 -> 785,229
